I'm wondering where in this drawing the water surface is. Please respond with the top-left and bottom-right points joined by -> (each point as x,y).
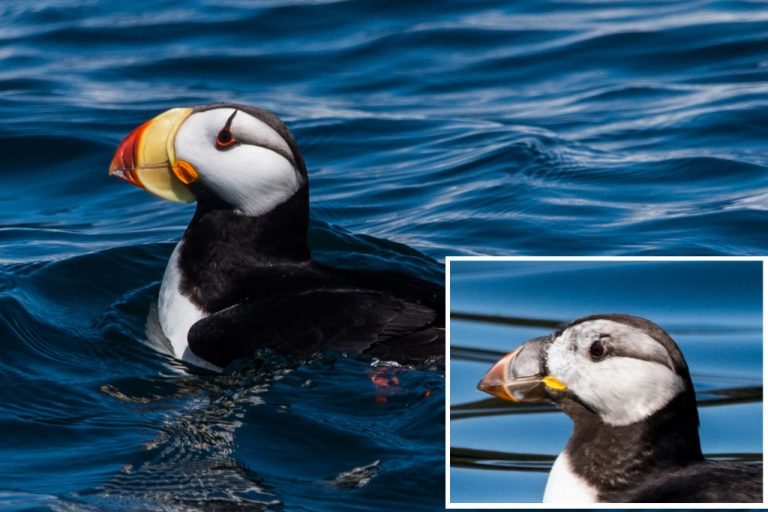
1,0 -> 767,510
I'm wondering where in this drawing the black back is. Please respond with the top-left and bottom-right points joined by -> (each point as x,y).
626,461 -> 762,503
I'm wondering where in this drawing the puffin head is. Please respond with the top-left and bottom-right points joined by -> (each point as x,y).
109,104 -> 307,216
478,314 -> 696,427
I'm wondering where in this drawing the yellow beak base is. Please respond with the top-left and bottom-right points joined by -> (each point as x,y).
543,376 -> 568,391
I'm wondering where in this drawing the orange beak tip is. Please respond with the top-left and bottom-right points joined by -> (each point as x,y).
108,162 -> 140,188
477,354 -> 515,402
477,343 -> 553,404
109,119 -> 150,188
477,381 -> 517,402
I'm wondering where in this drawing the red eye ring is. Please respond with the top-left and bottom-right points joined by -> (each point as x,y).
216,128 -> 236,149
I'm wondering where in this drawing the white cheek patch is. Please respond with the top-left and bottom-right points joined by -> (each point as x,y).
201,144 -> 300,216
175,109 -> 303,216
230,112 -> 293,161
546,321 -> 686,427
570,357 -> 683,426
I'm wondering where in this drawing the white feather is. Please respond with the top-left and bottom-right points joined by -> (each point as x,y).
544,452 -> 599,503
546,319 -> 685,426
157,243 -> 221,372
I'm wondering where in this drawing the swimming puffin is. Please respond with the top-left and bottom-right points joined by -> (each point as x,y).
109,104 -> 444,371
477,314 -> 762,503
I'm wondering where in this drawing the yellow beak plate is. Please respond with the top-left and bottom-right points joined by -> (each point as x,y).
109,107 -> 196,203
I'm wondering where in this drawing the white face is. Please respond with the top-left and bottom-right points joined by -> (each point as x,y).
545,319 -> 686,427
174,108 -> 304,216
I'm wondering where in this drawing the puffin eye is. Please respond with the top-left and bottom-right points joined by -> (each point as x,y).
589,340 -> 606,360
216,128 -> 236,149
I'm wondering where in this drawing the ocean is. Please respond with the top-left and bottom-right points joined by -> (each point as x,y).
0,0 -> 766,509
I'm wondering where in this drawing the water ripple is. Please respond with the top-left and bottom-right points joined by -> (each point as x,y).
1,0 -> 767,509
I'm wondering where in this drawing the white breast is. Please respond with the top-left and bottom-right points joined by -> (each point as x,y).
543,452 -> 599,503
157,242 -> 222,371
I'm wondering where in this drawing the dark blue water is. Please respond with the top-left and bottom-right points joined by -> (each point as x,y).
449,260 -> 763,503
1,0 -> 767,510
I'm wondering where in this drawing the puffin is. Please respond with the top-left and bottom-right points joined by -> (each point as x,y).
109,104 -> 444,371
478,314 -> 762,503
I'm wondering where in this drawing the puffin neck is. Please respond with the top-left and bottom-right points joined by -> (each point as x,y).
562,387 -> 703,500
176,184 -> 311,309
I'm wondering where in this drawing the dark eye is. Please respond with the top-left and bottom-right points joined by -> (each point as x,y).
216,128 -> 236,149
589,340 -> 605,360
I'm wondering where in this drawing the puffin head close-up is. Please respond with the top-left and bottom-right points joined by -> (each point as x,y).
480,314 -> 694,427
109,104 -> 307,216
478,313 -> 761,503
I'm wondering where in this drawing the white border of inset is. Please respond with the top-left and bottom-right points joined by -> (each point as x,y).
445,256 -> 766,509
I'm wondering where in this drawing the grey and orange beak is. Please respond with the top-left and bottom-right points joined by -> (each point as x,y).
477,336 -> 566,403
109,107 -> 198,203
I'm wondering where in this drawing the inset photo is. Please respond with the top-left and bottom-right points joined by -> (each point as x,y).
447,257 -> 764,506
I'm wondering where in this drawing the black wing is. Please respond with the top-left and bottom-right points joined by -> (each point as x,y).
629,461 -> 762,503
187,289 -> 442,368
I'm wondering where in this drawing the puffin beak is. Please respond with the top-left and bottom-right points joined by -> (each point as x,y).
109,107 -> 197,203
478,336 -> 565,403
